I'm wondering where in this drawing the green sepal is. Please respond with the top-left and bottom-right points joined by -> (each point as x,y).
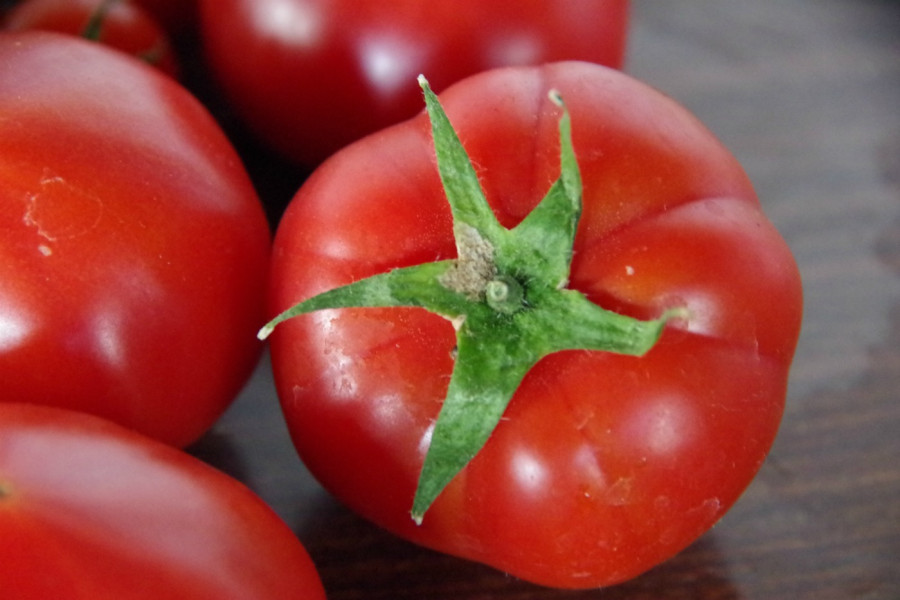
259,261 -> 471,339
418,75 -> 506,252
497,90 -> 582,288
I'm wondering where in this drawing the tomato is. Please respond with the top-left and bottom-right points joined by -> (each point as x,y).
265,62 -> 803,588
0,32 -> 270,448
3,0 -> 179,75
0,403 -> 326,599
198,0 -> 630,166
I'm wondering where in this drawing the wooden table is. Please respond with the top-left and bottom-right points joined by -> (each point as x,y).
188,1 -> 900,598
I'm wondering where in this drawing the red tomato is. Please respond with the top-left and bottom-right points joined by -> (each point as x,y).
0,32 -> 270,448
198,0 -> 630,166
0,403 -> 326,599
3,0 -> 179,75
266,62 -> 803,588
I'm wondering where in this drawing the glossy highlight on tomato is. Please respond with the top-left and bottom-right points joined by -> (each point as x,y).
0,32 -> 270,447
198,0 -> 630,166
265,61 -> 803,588
0,403 -> 327,599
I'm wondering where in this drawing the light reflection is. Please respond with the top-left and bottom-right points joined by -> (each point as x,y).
679,290 -> 720,337
87,260 -> 168,371
251,0 -> 322,48
16,428 -> 246,584
357,33 -> 426,101
572,444 -> 606,494
418,421 -> 435,457
625,395 -> 698,458
89,308 -> 127,370
512,451 -> 547,492
311,310 -> 359,400
370,393 -> 407,433
486,33 -> 542,67
0,301 -> 32,352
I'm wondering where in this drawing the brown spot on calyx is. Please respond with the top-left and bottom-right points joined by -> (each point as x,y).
439,222 -> 496,299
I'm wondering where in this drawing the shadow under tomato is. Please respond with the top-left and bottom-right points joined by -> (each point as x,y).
188,429 -> 250,483
293,501 -> 742,600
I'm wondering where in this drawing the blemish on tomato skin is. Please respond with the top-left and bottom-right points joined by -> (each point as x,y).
605,476 -> 634,506
22,174 -> 104,245
657,496 -> 723,546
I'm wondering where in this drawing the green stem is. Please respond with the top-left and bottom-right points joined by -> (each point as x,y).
82,0 -> 120,41
484,276 -> 525,314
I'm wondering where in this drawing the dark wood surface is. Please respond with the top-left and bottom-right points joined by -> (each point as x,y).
187,2 -> 900,598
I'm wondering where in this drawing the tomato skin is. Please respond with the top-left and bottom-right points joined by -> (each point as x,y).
198,0 -> 630,166
267,62 -> 803,587
0,403 -> 326,600
0,32 -> 270,448
3,0 -> 179,75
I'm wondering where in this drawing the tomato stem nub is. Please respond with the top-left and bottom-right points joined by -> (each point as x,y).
259,76 -> 674,525
485,276 -> 525,314
82,0 -> 120,41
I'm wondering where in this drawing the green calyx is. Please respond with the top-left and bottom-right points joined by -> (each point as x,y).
259,76 -> 674,524
485,275 -> 525,314
81,0 -> 119,41
81,0 -> 166,67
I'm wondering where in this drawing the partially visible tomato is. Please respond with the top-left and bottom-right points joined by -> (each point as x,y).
0,403 -> 326,599
3,0 -> 179,75
198,0 -> 630,166
0,32 -> 270,447
265,62 -> 802,588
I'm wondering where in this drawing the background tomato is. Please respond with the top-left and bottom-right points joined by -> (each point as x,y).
197,0 -> 630,166
0,403 -> 326,599
0,32 -> 270,448
3,0 -> 179,75
266,62 -> 802,588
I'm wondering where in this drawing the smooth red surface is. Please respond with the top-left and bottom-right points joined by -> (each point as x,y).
4,0 -> 179,75
0,32 -> 271,447
198,0 -> 630,166
267,62 -> 803,588
0,403 -> 326,599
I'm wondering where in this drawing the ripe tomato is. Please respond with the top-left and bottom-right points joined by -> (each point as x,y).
0,32 -> 270,448
198,0 -> 630,166
265,62 -> 803,588
3,0 -> 179,76
0,403 -> 326,599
